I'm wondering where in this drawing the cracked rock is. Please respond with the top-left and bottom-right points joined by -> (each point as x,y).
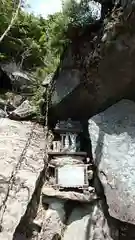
0,118 -> 45,240
89,99 -> 135,225
63,201 -> 116,240
42,186 -> 97,203
39,200 -> 65,240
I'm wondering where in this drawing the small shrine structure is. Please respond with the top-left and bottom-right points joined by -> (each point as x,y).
48,119 -> 92,190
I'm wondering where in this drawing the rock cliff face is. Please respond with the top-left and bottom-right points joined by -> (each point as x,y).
50,0 -> 135,121
40,1 -> 135,238
44,2 -> 135,239
2,1 -> 135,239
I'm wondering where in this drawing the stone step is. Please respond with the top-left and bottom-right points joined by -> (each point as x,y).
42,186 -> 98,203
49,155 -> 86,167
48,151 -> 87,157
39,201 -> 65,240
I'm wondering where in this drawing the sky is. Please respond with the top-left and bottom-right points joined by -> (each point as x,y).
26,0 -> 101,19
26,0 -> 62,18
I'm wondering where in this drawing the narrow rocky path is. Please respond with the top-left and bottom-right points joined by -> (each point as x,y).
37,198 -> 117,240
4,115 -> 134,240
62,204 -> 93,240
62,201 -> 118,240
35,119 -> 115,240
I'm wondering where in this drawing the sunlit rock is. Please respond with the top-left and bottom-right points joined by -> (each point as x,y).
89,99 -> 135,224
0,118 -> 45,240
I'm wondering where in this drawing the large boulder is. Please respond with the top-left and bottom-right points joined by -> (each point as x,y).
0,109 -> 7,118
10,94 -> 24,108
0,98 -> 6,110
63,201 -> 118,240
0,63 -> 33,93
0,118 -> 45,240
89,99 -> 135,225
8,100 -> 36,120
39,201 -> 65,240
0,97 -> 16,112
49,2 -> 135,121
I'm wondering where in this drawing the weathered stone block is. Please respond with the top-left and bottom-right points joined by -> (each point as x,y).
0,118 -> 45,240
42,186 -> 97,203
89,99 -> 135,224
63,201 -> 117,240
39,201 -> 65,240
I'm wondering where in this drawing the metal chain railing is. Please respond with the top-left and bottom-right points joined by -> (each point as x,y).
36,81 -> 54,240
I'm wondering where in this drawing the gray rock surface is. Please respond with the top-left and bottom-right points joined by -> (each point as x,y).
0,118 -> 45,240
89,99 -> 135,224
42,186 -> 97,203
11,94 -> 24,108
1,62 -> 32,93
63,201 -> 116,240
9,100 -> 36,120
49,2 -> 135,121
0,109 -> 7,118
39,201 -> 65,240
0,98 -> 6,110
49,156 -> 84,167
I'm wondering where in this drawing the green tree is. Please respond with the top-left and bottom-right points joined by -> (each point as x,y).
62,0 -> 96,27
0,0 -> 97,117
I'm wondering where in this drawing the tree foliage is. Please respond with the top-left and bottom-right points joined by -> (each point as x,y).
0,0 -> 97,70
0,0 -> 97,114
62,0 -> 98,27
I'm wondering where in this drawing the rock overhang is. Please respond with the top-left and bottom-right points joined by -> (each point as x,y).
49,4 -> 135,121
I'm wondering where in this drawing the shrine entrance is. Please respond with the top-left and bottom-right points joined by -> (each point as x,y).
43,118 -> 96,200
39,119 -> 98,240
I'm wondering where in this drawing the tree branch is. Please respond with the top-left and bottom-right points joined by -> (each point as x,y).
0,0 -> 22,43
